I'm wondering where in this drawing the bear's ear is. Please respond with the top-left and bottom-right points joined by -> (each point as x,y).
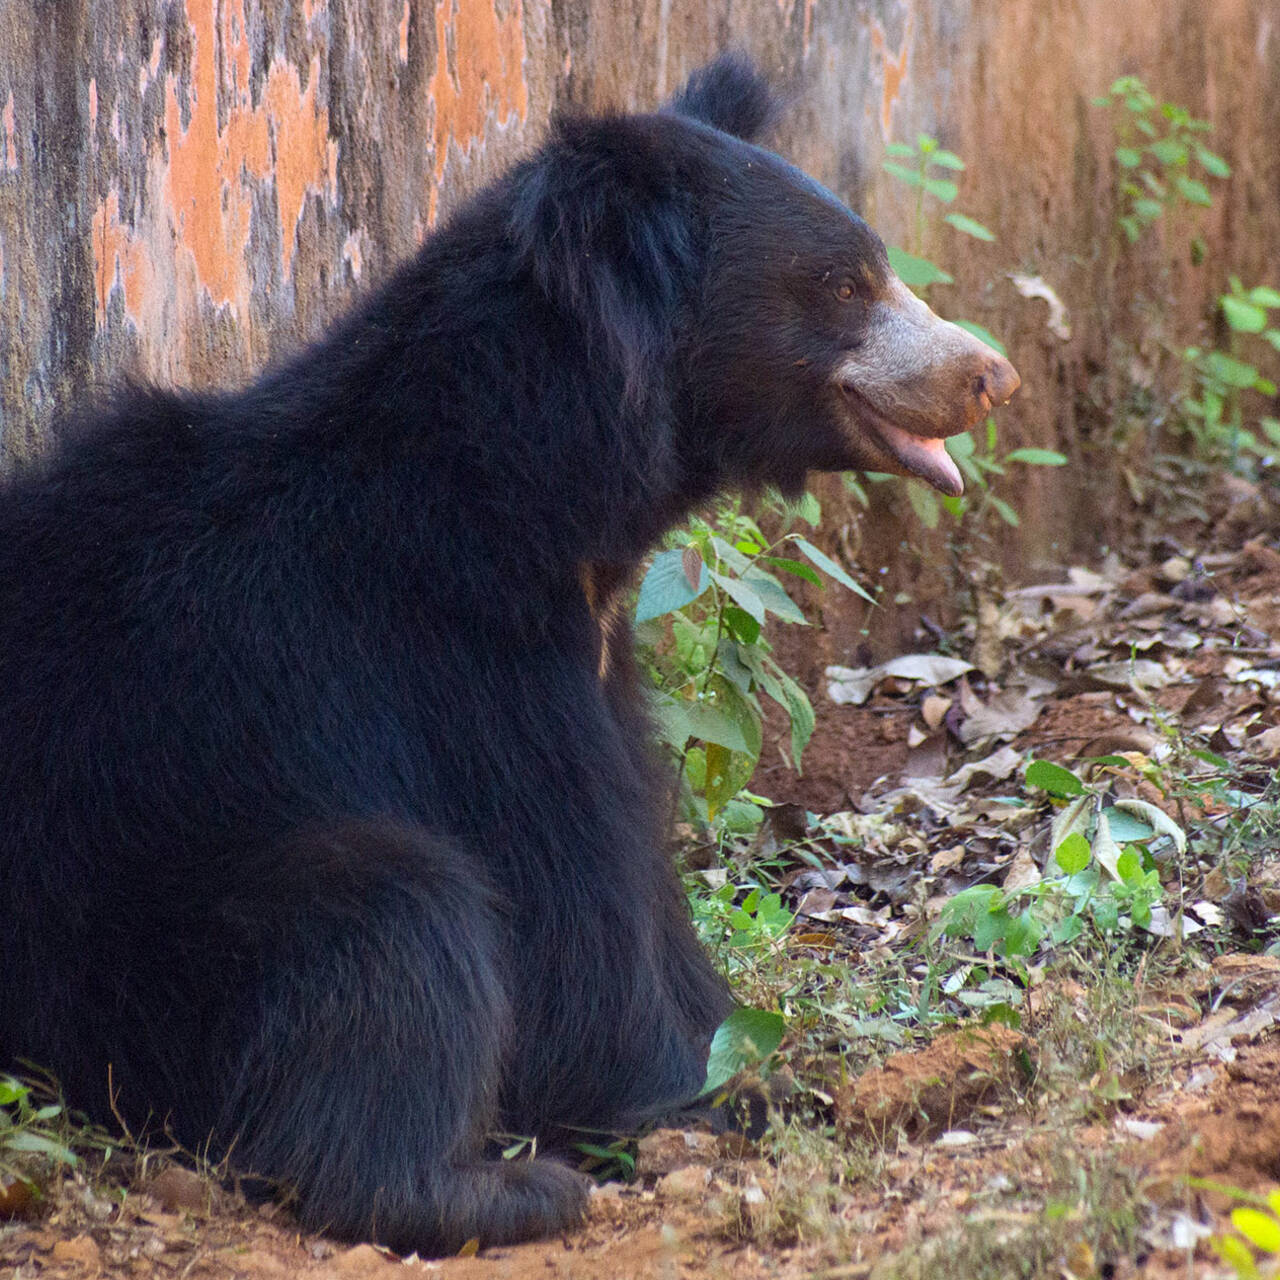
666,53 -> 780,142
509,119 -> 700,408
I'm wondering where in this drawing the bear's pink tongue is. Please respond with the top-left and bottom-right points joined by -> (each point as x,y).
875,422 -> 964,497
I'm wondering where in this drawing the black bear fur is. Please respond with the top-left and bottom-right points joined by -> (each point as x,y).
0,55 -> 1016,1255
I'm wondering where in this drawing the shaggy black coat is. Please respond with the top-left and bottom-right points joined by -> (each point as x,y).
0,55 -> 1014,1255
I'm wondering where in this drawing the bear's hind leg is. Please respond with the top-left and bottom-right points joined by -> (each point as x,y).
209,820 -> 586,1256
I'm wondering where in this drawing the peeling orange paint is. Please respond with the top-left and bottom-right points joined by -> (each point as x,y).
427,0 -> 529,203
3,93 -> 16,171
91,0 -> 339,353
93,190 -> 154,329
88,79 -> 98,138
869,12 -> 913,137
398,1 -> 411,64
261,56 -> 339,280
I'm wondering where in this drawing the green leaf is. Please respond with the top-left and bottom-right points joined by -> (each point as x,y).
635,548 -> 708,622
708,569 -> 765,625
722,605 -> 761,645
659,697 -> 752,754
923,176 -> 959,203
990,496 -> 1020,527
882,160 -> 925,188
952,319 -> 1007,356
884,141 -> 916,158
1149,137 -> 1187,167
1213,1234 -> 1259,1274
972,901 -> 1011,953
1115,846 -> 1143,885
1099,807 -> 1153,844
573,1142 -> 636,1175
1222,295 -> 1268,333
709,535 -> 754,575
769,663 -> 817,765
1025,759 -> 1086,797
1115,146 -> 1142,168
1109,799 -> 1187,854
887,246 -> 954,288
762,556 -> 823,588
3,1130 -> 77,1164
930,148 -> 966,171
1195,145 -> 1231,178
791,537 -> 877,602
1093,897 -> 1119,933
1247,285 -> 1280,308
1055,832 -> 1092,875
1005,448 -> 1067,466
702,1008 -> 786,1095
0,1080 -> 29,1107
704,741 -> 739,819
1232,1207 -> 1280,1253
943,212 -> 995,241
715,639 -> 754,694
1051,793 -> 1093,857
1175,175 -> 1213,206
710,676 -> 762,757
1051,914 -> 1084,946
1205,350 -> 1264,388
742,568 -> 807,624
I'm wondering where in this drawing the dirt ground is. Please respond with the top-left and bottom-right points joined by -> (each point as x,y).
5,476 -> 1280,1279
6,1018 -> 1280,1279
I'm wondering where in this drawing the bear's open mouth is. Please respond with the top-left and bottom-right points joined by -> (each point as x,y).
839,385 -> 964,497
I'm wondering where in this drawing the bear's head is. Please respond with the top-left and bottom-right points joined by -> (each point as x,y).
670,55 -> 1019,499
510,55 -> 1018,509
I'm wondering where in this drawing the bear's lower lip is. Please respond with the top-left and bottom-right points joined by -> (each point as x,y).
839,386 -> 964,497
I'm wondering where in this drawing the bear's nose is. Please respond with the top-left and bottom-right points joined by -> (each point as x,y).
986,356 -> 1020,407
973,356 -> 1021,417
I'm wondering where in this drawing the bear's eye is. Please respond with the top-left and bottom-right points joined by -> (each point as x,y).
834,281 -> 855,302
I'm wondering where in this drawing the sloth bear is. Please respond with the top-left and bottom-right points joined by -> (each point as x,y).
0,56 -> 1017,1254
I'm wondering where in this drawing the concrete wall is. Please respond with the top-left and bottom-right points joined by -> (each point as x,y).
2,1 -> 1278,649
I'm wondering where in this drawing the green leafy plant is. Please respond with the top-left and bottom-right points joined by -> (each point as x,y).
636,492 -> 871,830
882,133 -> 996,307
1192,1180 -> 1280,1277
901,417 -> 1068,535
702,1006 -> 787,1097
1183,277 -> 1280,469
690,880 -> 796,972
1092,75 -> 1231,245
933,759 -> 1182,983
0,1075 -> 79,1189
877,137 -> 1066,551
572,1137 -> 637,1182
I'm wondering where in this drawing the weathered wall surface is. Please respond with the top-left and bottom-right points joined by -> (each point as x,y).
2,1 -> 1278,652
